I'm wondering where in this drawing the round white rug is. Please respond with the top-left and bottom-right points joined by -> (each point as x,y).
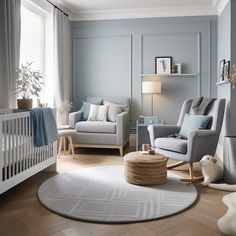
38,165 -> 198,223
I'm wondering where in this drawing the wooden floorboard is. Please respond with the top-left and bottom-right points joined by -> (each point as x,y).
0,147 -> 227,236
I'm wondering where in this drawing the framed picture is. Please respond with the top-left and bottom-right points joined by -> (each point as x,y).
155,57 -> 172,74
219,59 -> 225,82
224,60 -> 230,81
172,63 -> 182,74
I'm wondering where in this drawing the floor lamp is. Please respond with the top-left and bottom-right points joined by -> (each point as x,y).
142,81 -> 161,116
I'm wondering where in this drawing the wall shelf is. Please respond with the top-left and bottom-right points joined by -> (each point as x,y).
216,81 -> 229,86
141,73 -> 197,77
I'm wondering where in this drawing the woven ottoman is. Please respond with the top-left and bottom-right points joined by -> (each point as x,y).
124,151 -> 168,186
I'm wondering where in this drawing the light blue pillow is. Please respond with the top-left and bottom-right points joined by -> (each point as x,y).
179,114 -> 211,139
81,101 -> 101,121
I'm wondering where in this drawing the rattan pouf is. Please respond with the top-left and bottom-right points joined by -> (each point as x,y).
124,151 -> 168,186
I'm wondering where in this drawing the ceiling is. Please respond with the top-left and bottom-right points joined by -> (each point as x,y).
56,0 -> 228,21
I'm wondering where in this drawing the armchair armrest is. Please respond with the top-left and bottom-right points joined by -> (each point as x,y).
187,130 -> 217,162
116,111 -> 129,145
147,124 -> 181,147
69,109 -> 83,128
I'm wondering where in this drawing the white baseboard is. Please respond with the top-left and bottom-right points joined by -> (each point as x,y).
216,143 -> 223,161
129,134 -> 136,147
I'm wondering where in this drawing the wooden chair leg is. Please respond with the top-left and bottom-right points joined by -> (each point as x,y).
119,146 -> 123,157
63,136 -> 66,154
58,137 -> 62,159
68,136 -> 75,158
189,162 -> 193,179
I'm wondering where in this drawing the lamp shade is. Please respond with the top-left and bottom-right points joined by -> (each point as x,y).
142,81 -> 161,94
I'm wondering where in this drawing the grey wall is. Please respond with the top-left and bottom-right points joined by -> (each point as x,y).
217,1 -> 231,147
71,16 -> 218,131
217,0 -> 236,150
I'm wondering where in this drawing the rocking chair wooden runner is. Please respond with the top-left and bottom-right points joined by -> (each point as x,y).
147,98 -> 226,182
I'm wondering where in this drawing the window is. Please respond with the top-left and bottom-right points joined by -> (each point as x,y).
20,3 -> 45,74
20,0 -> 54,107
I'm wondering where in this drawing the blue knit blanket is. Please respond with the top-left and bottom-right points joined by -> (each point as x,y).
28,108 -> 58,147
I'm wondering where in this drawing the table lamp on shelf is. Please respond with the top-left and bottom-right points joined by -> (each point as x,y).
142,81 -> 161,116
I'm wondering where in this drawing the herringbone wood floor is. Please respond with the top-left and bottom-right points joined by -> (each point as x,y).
0,147 -> 227,236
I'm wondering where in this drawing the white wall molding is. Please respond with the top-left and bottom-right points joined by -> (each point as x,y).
52,0 -> 231,21
217,0 -> 230,16
70,6 -> 217,21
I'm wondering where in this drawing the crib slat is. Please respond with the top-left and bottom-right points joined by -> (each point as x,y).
19,118 -> 22,172
4,121 -> 7,180
15,119 -> 19,174
25,117 -> 28,170
7,120 -> 11,178
12,119 -> 15,176
28,117 -> 33,167
23,117 -> 26,171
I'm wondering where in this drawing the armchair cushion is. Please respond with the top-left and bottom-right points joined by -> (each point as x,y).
179,114 -> 211,138
81,101 -> 102,121
155,137 -> 188,154
75,121 -> 116,134
103,101 -> 125,122
87,104 -> 108,121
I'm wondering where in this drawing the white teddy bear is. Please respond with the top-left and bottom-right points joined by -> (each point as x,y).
199,155 -> 223,186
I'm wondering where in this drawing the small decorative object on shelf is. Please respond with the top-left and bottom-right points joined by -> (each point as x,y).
219,59 -> 225,82
224,60 -> 230,81
155,56 -> 172,74
172,63 -> 182,74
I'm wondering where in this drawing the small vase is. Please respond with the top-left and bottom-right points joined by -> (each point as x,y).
58,112 -> 69,125
17,99 -> 33,109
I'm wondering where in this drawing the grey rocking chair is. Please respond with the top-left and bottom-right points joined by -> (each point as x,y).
148,98 -> 226,182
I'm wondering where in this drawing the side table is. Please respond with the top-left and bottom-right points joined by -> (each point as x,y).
136,116 -> 159,151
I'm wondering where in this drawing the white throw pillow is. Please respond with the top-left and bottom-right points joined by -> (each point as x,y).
103,101 -> 126,122
88,104 -> 108,121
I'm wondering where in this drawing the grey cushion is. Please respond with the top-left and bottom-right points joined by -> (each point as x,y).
155,137 -> 188,154
75,121 -> 116,134
103,101 -> 123,122
179,114 -> 211,138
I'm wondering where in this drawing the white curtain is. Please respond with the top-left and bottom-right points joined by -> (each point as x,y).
0,0 -> 21,108
53,8 -> 70,108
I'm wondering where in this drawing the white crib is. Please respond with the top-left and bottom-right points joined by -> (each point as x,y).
0,109 -> 57,194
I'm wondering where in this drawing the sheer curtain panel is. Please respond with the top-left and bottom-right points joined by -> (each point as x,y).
0,0 -> 21,108
53,8 -> 70,108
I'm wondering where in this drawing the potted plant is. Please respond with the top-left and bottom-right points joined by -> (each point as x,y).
16,62 -> 44,109
57,100 -> 72,125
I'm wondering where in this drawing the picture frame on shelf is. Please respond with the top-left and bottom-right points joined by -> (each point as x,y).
224,60 -> 230,82
155,56 -> 172,74
219,59 -> 225,82
172,63 -> 182,74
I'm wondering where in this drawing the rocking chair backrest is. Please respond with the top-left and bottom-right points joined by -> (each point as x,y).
176,98 -> 226,135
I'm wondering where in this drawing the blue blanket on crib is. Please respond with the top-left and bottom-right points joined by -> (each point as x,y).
28,108 -> 58,147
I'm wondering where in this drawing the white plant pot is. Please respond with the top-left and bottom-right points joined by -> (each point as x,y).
58,112 -> 69,126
